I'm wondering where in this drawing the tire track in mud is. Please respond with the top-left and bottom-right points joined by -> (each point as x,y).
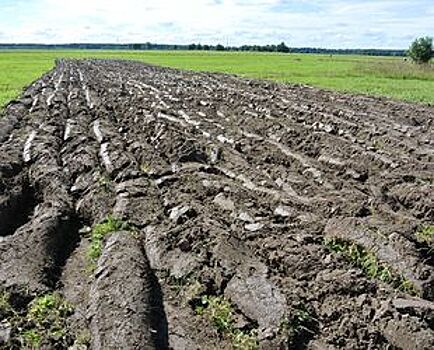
0,59 -> 433,349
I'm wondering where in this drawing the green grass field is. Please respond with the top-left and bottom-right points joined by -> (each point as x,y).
1,50 -> 434,108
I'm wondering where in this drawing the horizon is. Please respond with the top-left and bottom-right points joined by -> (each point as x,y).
0,42 -> 409,51
0,0 -> 433,50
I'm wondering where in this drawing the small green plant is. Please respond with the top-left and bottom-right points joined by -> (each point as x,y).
97,174 -> 111,191
280,305 -> 313,345
324,238 -> 417,295
415,225 -> 434,243
231,329 -> 258,350
140,162 -> 152,174
293,307 -> 311,326
195,295 -> 258,349
0,291 -> 12,315
177,280 -> 204,306
196,296 -> 233,332
371,139 -> 386,151
22,329 -> 42,348
28,293 -> 73,323
18,293 -> 74,349
87,215 -> 124,262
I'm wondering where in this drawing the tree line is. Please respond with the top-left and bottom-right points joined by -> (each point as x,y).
0,42 -> 407,57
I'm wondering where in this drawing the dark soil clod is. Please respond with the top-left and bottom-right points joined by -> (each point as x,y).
0,182 -> 37,237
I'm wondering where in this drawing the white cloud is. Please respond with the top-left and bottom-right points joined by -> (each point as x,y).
0,0 -> 433,48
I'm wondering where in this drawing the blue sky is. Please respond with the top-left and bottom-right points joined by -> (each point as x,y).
0,0 -> 433,48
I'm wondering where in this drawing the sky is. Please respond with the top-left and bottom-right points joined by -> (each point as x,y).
0,0 -> 433,49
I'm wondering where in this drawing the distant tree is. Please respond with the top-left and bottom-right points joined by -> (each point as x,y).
407,36 -> 433,63
276,42 -> 290,53
216,44 -> 225,51
132,43 -> 142,50
197,43 -> 203,50
203,44 -> 210,51
188,43 -> 197,50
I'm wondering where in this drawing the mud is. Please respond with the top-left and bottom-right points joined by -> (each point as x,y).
0,59 -> 433,349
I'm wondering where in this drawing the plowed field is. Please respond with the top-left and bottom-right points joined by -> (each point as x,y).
0,59 -> 433,349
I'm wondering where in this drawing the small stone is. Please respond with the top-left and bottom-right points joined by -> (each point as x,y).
356,294 -> 368,307
213,193 -> 235,211
178,238 -> 191,252
209,147 -> 220,164
275,178 -> 284,188
171,163 -> 180,173
274,205 -> 293,218
169,205 -> 192,223
202,180 -> 212,187
323,254 -> 333,265
324,124 -> 336,134
245,223 -> 264,232
318,155 -> 345,167
0,322 -> 12,345
345,169 -> 368,182
79,226 -> 92,235
238,212 -> 255,223
304,167 -> 322,179
224,274 -> 286,330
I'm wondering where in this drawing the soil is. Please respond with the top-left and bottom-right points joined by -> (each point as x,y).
0,59 -> 433,349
